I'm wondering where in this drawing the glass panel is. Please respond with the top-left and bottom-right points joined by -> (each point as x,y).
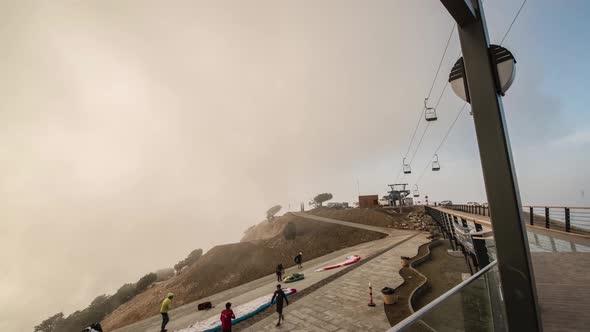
395,263 -> 507,332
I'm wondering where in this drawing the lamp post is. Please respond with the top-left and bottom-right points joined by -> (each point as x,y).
440,0 -> 542,330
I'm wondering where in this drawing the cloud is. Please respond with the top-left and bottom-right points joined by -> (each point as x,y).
552,128 -> 590,146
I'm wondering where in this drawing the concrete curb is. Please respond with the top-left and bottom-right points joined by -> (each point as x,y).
402,239 -> 445,332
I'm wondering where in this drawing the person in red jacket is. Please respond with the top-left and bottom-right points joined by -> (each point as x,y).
220,302 -> 235,332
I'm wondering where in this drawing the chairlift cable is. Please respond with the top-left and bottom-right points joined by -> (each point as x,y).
407,83 -> 450,165
394,22 -> 457,180
411,0 -> 527,190
500,0 -> 529,45
416,103 -> 468,185
426,25 -> 456,100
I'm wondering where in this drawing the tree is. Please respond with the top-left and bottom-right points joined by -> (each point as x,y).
110,283 -> 137,308
187,248 -> 203,261
310,193 -> 333,207
90,294 -> 109,307
266,205 -> 282,221
156,268 -> 175,281
174,248 -> 204,274
35,283 -> 140,331
136,273 -> 157,293
34,312 -> 64,332
283,221 -> 297,240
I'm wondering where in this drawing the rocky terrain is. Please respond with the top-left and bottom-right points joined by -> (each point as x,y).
307,205 -> 434,231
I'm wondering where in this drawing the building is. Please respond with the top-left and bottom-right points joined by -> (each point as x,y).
358,195 -> 379,209
403,197 -> 414,206
327,202 -> 349,209
378,197 -> 390,206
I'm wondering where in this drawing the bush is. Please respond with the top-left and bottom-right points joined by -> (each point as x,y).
35,281 -> 140,331
156,268 -> 175,281
266,205 -> 282,221
111,283 -> 137,308
136,273 -> 157,293
34,312 -> 64,332
174,248 -> 203,274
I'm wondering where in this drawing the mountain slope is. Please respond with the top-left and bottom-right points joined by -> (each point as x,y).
102,213 -> 386,330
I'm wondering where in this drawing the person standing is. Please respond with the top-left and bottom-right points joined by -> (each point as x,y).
271,284 -> 289,326
294,252 -> 303,269
160,293 -> 174,332
220,302 -> 235,332
276,263 -> 284,282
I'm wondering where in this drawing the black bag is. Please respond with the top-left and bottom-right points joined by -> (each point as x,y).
81,323 -> 103,332
198,301 -> 212,311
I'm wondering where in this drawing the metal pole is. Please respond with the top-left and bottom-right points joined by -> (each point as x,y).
530,207 -> 534,226
545,207 -> 550,229
442,0 -> 542,330
461,218 -> 468,228
472,236 -> 490,267
565,208 -> 571,233
474,222 -> 483,232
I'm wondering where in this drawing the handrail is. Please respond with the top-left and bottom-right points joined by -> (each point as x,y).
444,204 -> 590,210
523,205 -> 590,210
435,207 -> 492,227
386,260 -> 498,332
433,206 -> 590,239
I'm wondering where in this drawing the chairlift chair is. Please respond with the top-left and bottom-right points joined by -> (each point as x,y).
403,158 -> 411,174
424,98 -> 438,122
432,154 -> 441,171
413,184 -> 420,198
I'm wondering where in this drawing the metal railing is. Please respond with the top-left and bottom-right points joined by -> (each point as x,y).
387,261 -> 502,332
442,204 -> 590,236
523,206 -> 590,235
425,206 -> 493,270
446,204 -> 491,217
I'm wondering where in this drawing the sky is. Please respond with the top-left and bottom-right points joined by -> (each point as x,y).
0,1 -> 589,331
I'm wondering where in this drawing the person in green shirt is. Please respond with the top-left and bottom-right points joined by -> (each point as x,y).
160,293 -> 174,332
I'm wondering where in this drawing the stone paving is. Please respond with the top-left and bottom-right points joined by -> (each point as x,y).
242,233 -> 430,332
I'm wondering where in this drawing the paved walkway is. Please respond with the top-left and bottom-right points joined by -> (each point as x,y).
433,207 -> 590,250
432,207 -> 590,332
113,216 -> 417,332
242,233 -> 430,332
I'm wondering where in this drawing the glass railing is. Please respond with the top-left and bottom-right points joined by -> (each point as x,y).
387,260 -> 507,332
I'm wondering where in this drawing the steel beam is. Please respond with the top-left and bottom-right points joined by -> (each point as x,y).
444,0 -> 543,330
440,0 -> 477,27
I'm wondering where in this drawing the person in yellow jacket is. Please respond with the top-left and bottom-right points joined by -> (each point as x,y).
160,293 -> 174,332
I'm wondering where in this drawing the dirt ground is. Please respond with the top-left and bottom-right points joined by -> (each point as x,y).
413,241 -> 470,309
384,240 -> 469,328
307,206 -> 421,229
102,214 -> 386,331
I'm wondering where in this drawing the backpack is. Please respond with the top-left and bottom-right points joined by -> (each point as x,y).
198,301 -> 212,311
82,323 -> 103,332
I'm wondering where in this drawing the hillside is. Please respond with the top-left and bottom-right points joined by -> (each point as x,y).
101,213 -> 386,330
307,206 -> 424,229
240,213 -> 292,242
